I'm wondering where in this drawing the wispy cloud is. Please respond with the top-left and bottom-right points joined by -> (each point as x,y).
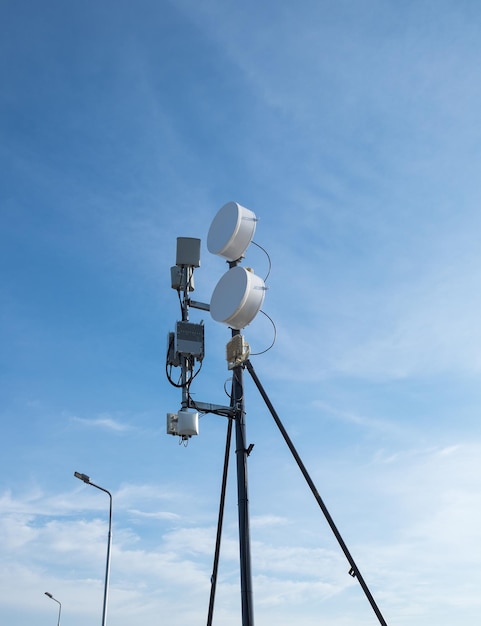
70,414 -> 132,432
250,514 -> 289,529
127,508 -> 180,521
1,449 -> 480,625
311,400 -> 405,436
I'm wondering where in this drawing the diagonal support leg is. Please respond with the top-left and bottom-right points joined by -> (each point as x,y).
244,359 -> 388,626
207,416 -> 233,626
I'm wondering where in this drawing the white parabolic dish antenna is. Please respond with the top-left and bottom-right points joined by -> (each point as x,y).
210,266 -> 265,330
207,202 -> 257,261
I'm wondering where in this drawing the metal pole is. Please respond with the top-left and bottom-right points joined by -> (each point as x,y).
233,343 -> 255,626
245,359 -> 388,626
180,266 -> 190,411
225,252 -> 255,626
98,485 -> 113,626
87,481 -> 112,626
56,599 -> 61,626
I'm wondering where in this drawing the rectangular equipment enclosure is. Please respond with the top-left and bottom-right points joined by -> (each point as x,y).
171,265 -> 195,292
177,410 -> 199,436
170,266 -> 182,290
166,412 -> 178,435
226,334 -> 250,369
166,332 -> 180,367
175,321 -> 204,359
176,237 -> 201,267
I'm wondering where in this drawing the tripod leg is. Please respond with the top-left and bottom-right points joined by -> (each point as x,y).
207,417 -> 233,626
244,359 -> 388,626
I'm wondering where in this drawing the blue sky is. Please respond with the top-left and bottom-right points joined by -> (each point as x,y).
1,1 -> 481,624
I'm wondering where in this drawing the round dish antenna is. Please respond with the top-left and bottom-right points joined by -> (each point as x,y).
210,266 -> 265,329
207,202 -> 257,261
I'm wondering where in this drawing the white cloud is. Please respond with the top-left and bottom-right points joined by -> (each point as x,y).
250,514 -> 288,528
127,508 -> 180,521
1,447 -> 480,626
70,414 -> 132,432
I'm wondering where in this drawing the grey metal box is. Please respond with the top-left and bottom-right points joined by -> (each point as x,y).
176,237 -> 201,267
175,321 -> 204,359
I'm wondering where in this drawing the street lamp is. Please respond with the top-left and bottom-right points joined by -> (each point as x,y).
44,592 -> 61,626
74,471 -> 112,626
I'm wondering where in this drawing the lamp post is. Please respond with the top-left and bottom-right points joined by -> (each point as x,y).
74,471 -> 112,626
44,592 -> 61,626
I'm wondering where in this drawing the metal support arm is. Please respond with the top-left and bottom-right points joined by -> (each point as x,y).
187,399 -> 235,418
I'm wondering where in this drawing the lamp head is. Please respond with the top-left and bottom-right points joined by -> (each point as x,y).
74,471 -> 90,484
45,592 -> 53,598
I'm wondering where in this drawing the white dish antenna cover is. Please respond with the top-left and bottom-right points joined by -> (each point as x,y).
207,202 -> 257,261
210,266 -> 265,329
